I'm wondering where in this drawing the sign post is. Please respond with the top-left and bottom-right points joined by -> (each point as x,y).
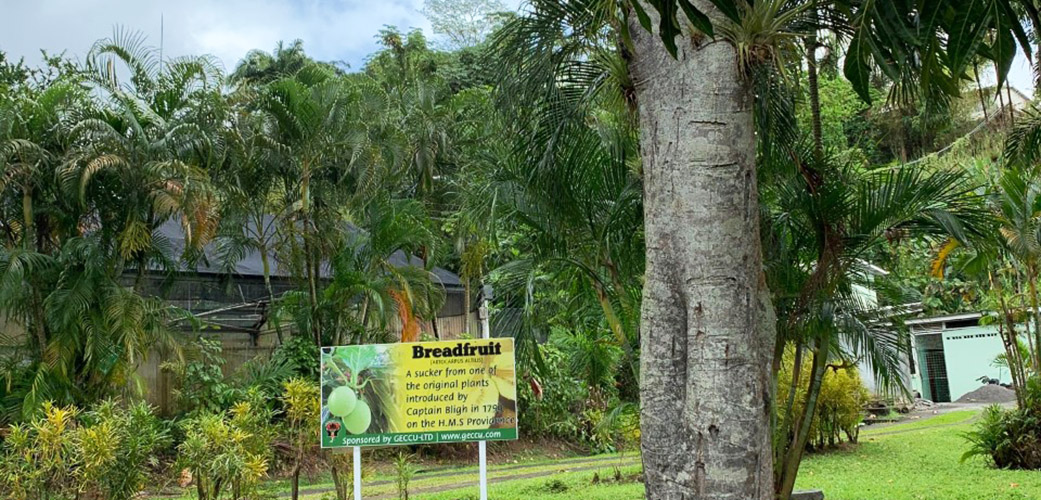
478,284 -> 493,500
353,446 -> 361,500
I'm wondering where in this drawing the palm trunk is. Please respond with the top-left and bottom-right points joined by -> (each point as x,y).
629,4 -> 774,498
777,342 -> 829,500
259,241 -> 284,345
22,187 -> 33,246
1006,82 -> 1016,125
301,159 -> 321,346
997,80 -> 1007,123
464,277 -> 472,335
992,272 -> 1026,407
1027,265 -> 1041,373
805,6 -> 822,158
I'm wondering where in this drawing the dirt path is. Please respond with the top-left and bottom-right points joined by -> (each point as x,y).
285,454 -> 639,499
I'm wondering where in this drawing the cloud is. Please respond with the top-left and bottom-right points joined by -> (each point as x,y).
0,0 -> 434,72
4,1 -> 1033,96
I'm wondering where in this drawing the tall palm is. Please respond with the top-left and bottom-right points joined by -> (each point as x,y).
0,78 -> 89,353
65,30 -> 222,282
260,66 -> 398,344
320,197 -> 445,345
212,106 -> 291,343
230,39 -> 322,86
456,62 -> 643,381
498,1 -> 1029,497
760,138 -> 982,498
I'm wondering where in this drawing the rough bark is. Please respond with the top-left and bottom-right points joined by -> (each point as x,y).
630,4 -> 774,498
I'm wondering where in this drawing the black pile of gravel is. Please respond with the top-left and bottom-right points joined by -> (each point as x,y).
955,384 -> 1017,403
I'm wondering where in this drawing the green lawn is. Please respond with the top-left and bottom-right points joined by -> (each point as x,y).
204,409 -> 1036,500
796,409 -> 1040,500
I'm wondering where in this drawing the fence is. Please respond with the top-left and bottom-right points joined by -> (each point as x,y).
137,311 -> 479,414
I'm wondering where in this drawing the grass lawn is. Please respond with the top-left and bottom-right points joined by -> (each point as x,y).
796,409 -> 1041,500
175,408 -> 1036,499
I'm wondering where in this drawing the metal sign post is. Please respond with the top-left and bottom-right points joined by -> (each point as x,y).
353,446 -> 362,500
478,284 -> 493,500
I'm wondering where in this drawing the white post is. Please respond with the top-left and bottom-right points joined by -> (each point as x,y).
479,440 -> 488,500
353,446 -> 362,500
478,284 -> 492,500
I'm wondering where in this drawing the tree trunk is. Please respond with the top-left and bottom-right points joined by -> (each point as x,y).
629,4 -> 774,498
1027,265 -> 1041,373
1006,81 -> 1016,126
259,241 -> 284,345
777,342 -> 828,500
464,277 -> 472,335
331,461 -> 349,500
291,464 -> 301,500
804,6 -> 822,158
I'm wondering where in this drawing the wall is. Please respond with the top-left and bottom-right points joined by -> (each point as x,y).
941,326 -> 1007,401
137,310 -> 478,415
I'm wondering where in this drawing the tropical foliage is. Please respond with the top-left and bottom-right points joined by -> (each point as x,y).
3,0 -> 1041,495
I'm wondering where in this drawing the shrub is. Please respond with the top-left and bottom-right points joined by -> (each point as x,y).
517,343 -> 586,439
161,336 -> 239,415
163,336 -> 298,416
393,451 -> 415,500
283,378 -> 321,500
517,336 -> 637,452
176,398 -> 274,500
0,400 -> 167,500
963,377 -> 1041,469
272,336 -> 320,379
775,352 -> 870,451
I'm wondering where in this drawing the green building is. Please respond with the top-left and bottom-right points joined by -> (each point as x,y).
907,313 -> 1010,402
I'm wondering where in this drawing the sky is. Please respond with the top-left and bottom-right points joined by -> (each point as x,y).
0,0 -> 451,73
0,0 -> 1037,95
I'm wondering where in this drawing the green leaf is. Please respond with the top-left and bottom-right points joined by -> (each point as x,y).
944,0 -> 991,78
630,0 -> 653,33
843,33 -> 873,103
706,0 -> 742,24
678,0 -> 715,36
651,0 -> 683,57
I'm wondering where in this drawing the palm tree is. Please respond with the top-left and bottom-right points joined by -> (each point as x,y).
230,39 -> 328,86
455,52 -> 644,382
259,68 -> 356,345
497,1 -> 1030,496
66,29 -> 222,284
319,197 -> 445,346
212,106 -> 290,344
760,138 -> 983,499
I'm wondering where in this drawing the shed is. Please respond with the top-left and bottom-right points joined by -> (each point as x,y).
906,313 -> 1009,402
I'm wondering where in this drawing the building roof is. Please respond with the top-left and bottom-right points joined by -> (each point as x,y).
153,217 -> 463,289
905,312 -> 983,327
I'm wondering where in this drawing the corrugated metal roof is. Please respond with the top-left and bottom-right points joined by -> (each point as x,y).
905,312 -> 983,326
152,217 -> 463,289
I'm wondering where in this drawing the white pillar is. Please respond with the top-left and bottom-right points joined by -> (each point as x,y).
353,446 -> 362,500
478,284 -> 492,500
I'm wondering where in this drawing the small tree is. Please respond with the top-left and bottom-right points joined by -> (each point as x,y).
393,451 -> 416,500
283,378 -> 321,500
177,400 -> 273,500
